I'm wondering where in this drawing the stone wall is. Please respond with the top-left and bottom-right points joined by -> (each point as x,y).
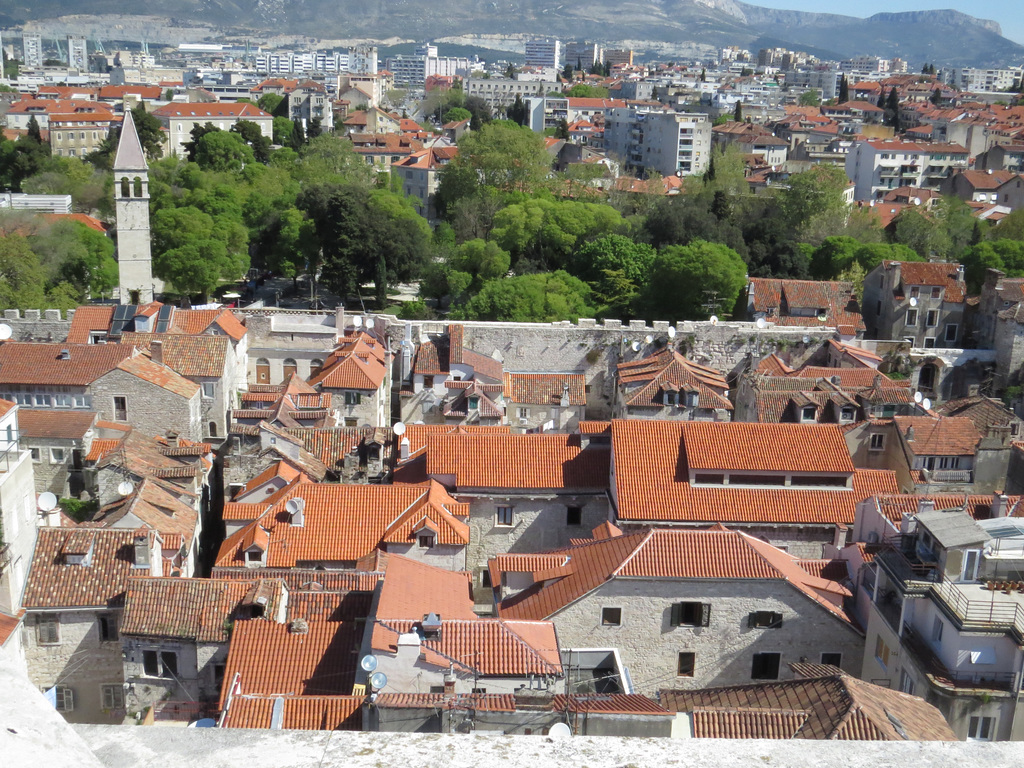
1,308 -> 74,343
122,638 -> 226,715
23,609 -> 125,724
552,577 -> 865,696
89,369 -> 202,443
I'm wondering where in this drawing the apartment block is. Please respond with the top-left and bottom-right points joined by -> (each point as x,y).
604,108 -> 711,177
845,139 -> 970,200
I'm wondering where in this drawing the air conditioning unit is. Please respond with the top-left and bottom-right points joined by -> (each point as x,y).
519,418 -> 529,426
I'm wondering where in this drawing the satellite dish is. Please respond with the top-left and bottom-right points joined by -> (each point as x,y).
912,197 -> 921,206
548,723 -> 572,739
369,671 -> 388,690
393,421 -> 407,436
914,391 -> 923,403
667,326 -> 676,339
755,317 -> 768,330
352,316 -> 363,328
117,479 -> 135,497
360,654 -> 379,672
922,397 -> 932,411
630,340 -> 640,352
909,297 -> 918,307
644,335 -> 653,344
285,497 -> 306,514
365,317 -> 375,329
0,324 -> 12,340
709,315 -> 719,326
802,335 -> 811,345
37,492 -> 58,512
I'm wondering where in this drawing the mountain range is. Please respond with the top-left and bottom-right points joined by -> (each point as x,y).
6,0 -> 1023,68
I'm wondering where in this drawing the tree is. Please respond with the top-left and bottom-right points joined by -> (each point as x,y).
930,87 -> 943,106
891,207 -> 950,259
798,90 -> 821,107
884,87 -> 901,132
131,104 -> 165,160
289,119 -> 307,150
448,238 -> 511,294
507,94 -> 530,127
733,101 -> 743,122
27,116 -> 42,144
28,218 -> 118,298
455,270 -> 595,322
272,116 -> 294,145
257,92 -> 285,116
838,74 -> 849,103
152,206 -> 249,299
571,234 -> 656,286
554,119 -> 570,140
961,239 -> 1024,291
504,62 -> 516,79
562,61 -> 574,81
0,234 -> 51,310
306,117 -> 323,139
231,120 -> 272,163
454,121 -> 550,194
809,237 -> 922,279
442,107 -> 472,124
195,131 -> 255,172
777,164 -> 850,237
183,122 -> 220,162
464,96 -> 492,131
640,241 -> 747,320
565,84 -> 609,99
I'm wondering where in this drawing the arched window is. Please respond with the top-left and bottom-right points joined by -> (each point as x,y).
209,421 -> 218,438
918,363 -> 938,392
282,358 -> 298,382
133,176 -> 143,197
310,358 -> 324,378
255,358 -> 271,384
120,177 -> 130,197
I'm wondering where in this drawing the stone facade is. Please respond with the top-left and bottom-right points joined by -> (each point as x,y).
1,308 -> 73,343
550,577 -> 864,697
89,368 -> 202,442
121,637 -> 226,715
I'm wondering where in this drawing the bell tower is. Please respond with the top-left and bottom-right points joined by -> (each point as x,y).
114,110 -> 161,303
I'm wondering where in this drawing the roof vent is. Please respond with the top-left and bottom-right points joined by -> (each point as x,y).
906,426 -> 915,442
58,349 -> 71,360
286,497 -> 305,527
421,612 -> 442,638
289,618 -> 309,634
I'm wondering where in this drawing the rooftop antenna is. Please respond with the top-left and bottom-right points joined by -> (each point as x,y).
37,492 -> 58,516
922,397 -> 932,411
755,317 -> 768,330
914,391 -> 923,404
709,315 -> 719,326
360,654 -> 379,672
369,671 -> 388,690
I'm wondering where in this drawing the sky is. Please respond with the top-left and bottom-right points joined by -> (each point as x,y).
746,0 -> 1024,44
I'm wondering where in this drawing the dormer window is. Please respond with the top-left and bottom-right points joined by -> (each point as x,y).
418,534 -> 435,549
840,407 -> 856,422
683,391 -> 699,408
133,536 -> 150,568
800,406 -> 817,423
468,396 -> 479,411
244,547 -> 265,567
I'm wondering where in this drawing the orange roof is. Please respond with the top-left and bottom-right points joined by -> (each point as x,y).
503,372 -> 586,406
153,102 -> 270,119
114,355 -> 200,398
86,438 -> 122,462
40,213 -> 108,232
893,416 -> 982,455
120,333 -> 229,378
222,695 -> 363,730
611,420 -> 898,525
16,409 -> 96,439
617,349 -> 732,410
380,480 -> 470,546
0,342 -> 134,386
887,261 -> 966,303
66,305 -> 116,343
681,422 -> 855,474
425,433 -> 610,489
0,610 -> 22,646
375,553 -> 477,621
551,694 -> 672,716
309,335 -> 388,391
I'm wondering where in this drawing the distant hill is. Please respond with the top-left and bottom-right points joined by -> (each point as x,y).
9,0 -> 1024,68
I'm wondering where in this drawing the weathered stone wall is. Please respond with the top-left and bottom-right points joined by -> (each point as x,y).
23,609 -> 125,724
551,577 -> 865,697
89,369 -> 202,442
1,308 -> 74,343
122,638 -> 226,715
384,542 -> 466,572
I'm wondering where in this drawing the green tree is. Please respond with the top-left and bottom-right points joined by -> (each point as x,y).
131,104 -> 165,160
0,234 -> 48,310
993,209 -> 1024,241
195,131 -> 255,172
565,83 -> 610,99
891,207 -> 950,259
454,121 -> 550,194
554,119 -> 570,140
183,122 -> 220,162
507,94 -> 530,126
838,74 -> 849,103
961,239 -> 1024,290
456,270 -> 595,322
464,95 -> 493,131
733,101 -> 743,122
798,90 -> 821,107
442,106 -> 472,124
28,219 -> 118,298
272,116 -> 294,145
640,240 -> 747,320
777,164 -> 850,240
571,233 -> 655,285
152,206 -> 249,299
231,119 -> 272,163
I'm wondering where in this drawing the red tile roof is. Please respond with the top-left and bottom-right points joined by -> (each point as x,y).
114,354 -> 200,398
154,103 -> 270,119
375,554 -> 477,621
0,342 -> 135,386
66,306 -> 116,343
893,416 -> 982,455
211,567 -> 382,593
223,695 -> 363,730
16,409 -> 96,439
503,372 -> 586,406
689,708 -> 808,738
426,433 -> 610,489
551,693 -> 672,716
886,261 -> 966,303
120,333 -> 229,378
681,422 -> 856,474
748,278 -> 865,333
0,610 -> 22,646
617,349 -> 732,410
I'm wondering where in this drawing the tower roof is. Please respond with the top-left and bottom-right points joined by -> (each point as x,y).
114,109 -> 149,171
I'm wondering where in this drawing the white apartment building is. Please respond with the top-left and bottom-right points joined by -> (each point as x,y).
464,77 -> 558,110
22,35 -> 43,69
942,67 -> 1024,93
845,139 -> 970,201
840,56 -> 890,73
150,102 -> 273,157
385,47 -> 473,85
604,108 -> 711,177
565,42 -> 599,70
67,37 -> 87,71
525,38 -> 561,68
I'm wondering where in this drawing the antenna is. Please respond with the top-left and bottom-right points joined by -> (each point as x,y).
360,654 -> 379,672
667,326 -> 676,339
909,297 -> 918,307
914,391 -> 923,403
369,671 -> 388,690
755,317 -> 768,330
37,492 -> 58,512
352,316 -> 363,328
922,397 -> 932,411
709,315 -> 719,326
0,324 -> 12,341
392,421 -> 407,436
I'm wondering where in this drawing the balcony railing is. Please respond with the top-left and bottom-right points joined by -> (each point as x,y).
902,625 -> 1018,692
150,700 -> 210,723
924,469 -> 973,483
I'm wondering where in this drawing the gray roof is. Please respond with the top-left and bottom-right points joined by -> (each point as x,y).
917,508 -> 989,550
114,110 -> 148,172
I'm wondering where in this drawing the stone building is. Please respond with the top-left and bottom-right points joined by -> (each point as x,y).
114,110 -> 160,304
491,527 -> 864,697
614,349 -> 732,421
21,527 -> 163,723
309,332 -> 391,428
503,372 -> 586,431
17,410 -> 97,497
862,261 -> 967,349
746,278 -> 865,339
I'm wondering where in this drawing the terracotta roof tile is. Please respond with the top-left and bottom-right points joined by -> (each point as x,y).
375,554 -> 477,620
935,396 -> 1020,433
426,433 -> 610,489
92,477 -> 198,541
749,278 -> 865,333
16,409 -> 96,439
120,333 -> 229,378
0,610 -> 23,646
503,372 -> 586,406
617,349 -> 732,410
690,708 -> 809,738
309,335 -> 388,391
85,437 -> 122,462
551,693 -> 672,715
113,354 -> 200,398
886,261 -> 966,303
66,306 -> 116,343
893,416 -> 982,455
211,567 -> 382,592
223,695 -> 363,730
0,342 -> 135,386
681,421 -> 855,474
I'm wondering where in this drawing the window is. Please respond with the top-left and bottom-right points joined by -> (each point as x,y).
670,602 -> 711,627
800,405 -> 817,422
969,716 -> 995,741
925,309 -> 938,327
748,610 -> 784,628
418,534 -> 434,548
923,337 -> 935,348
931,287 -> 941,299
98,614 -> 118,642
36,614 -> 60,645
944,323 -> 958,343
468,396 -> 479,410
840,407 -> 856,422
601,607 -> 622,626
898,669 -> 915,695
821,652 -> 842,667
566,506 -> 582,526
496,506 -> 514,527
517,407 -> 530,421
201,382 -> 215,399
869,433 -> 885,451
480,570 -> 492,588
34,394 -> 52,406
282,358 -> 298,380
54,686 -> 74,712
30,448 -> 41,462
905,308 -> 918,327
142,649 -> 178,678
423,375 -> 434,389
874,635 -> 891,669
50,448 -> 66,463
931,616 -> 944,643
160,651 -> 178,677
54,394 -> 72,408
677,652 -> 696,677
751,652 -> 781,680
344,392 -> 362,406
101,684 -> 124,710
113,396 -> 127,421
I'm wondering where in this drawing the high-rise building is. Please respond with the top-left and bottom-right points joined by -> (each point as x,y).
524,38 -> 561,69
67,37 -> 87,70
22,34 -> 43,69
564,42 -> 599,70
349,45 -> 378,74
114,111 -> 160,304
604,108 -> 711,177
602,49 -> 633,67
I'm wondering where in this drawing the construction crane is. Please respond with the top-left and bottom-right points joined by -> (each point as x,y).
52,37 -> 64,63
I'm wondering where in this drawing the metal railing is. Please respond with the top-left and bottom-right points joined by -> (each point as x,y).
151,700 -> 208,723
924,468 -> 973,483
901,626 -> 1018,692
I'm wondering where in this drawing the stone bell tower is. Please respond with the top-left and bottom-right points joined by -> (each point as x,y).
114,110 -> 161,303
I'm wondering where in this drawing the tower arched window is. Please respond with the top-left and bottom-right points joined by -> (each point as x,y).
133,176 -> 143,197
120,177 -> 130,197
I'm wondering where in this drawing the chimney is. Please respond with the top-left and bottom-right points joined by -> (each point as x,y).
288,618 -> 309,634
833,524 -> 849,550
399,436 -> 410,461
443,672 -> 456,696
992,493 -> 1010,518
956,264 -> 965,284
905,426 -> 915,442
151,339 -> 164,366
917,498 -> 935,517
560,382 -> 570,408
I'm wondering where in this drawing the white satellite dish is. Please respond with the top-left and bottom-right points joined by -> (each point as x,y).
909,297 -> 918,307
369,671 -> 388,690
667,326 -> 676,339
912,197 -> 921,206
630,340 -> 640,352
922,397 -> 932,411
644,335 -> 654,344
117,479 -> 135,497
0,324 -> 12,341
352,316 -> 363,328
285,497 -> 306,515
37,492 -> 58,512
365,317 -> 375,329
393,421 -> 407,436
914,391 -> 923,403
755,317 -> 768,330
548,722 -> 572,739
802,335 -> 811,345
360,655 -> 379,672
709,315 -> 719,326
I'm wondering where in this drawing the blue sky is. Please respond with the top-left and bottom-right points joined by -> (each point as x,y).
747,1 -> 1024,44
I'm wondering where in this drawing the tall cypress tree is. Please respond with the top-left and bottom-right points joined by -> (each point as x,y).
838,74 -> 849,103
733,101 -> 743,122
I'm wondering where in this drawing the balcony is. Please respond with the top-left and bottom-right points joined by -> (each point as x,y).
901,625 -> 1018,693
149,700 -> 212,724
924,468 -> 973,484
